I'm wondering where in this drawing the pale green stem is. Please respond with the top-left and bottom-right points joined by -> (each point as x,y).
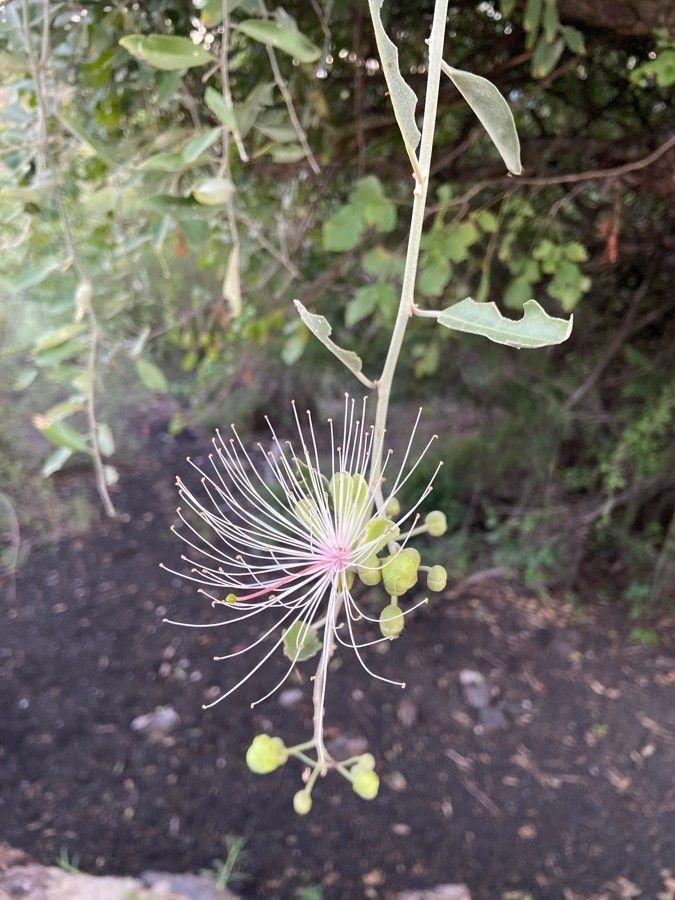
371,0 -> 449,493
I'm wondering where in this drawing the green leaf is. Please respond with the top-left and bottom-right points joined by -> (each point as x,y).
204,87 -> 238,130
500,0 -> 518,16
362,247 -> 404,279
2,256 -> 63,293
34,323 -> 87,354
234,20 -> 320,63
200,0 -> 248,27
531,37 -> 565,79
322,205 -> 364,252
503,275 -> 535,310
366,0 -> 421,167
346,283 -> 396,326
42,396 -> 85,425
349,176 -> 397,232
293,300 -> 365,380
119,35 -> 212,71
560,26 -> 585,55
444,221 -> 479,262
41,446 -> 73,478
477,209 -> 499,232
236,82 -> 275,137
418,256 -> 451,297
223,245 -> 242,316
182,127 -> 221,163
542,0 -> 560,41
270,143 -> 305,163
524,0 -> 543,37
33,416 -> 90,454
136,358 -> 169,392
193,177 -> 233,205
441,63 -> 522,175
283,620 -> 322,661
435,297 -> 573,349
138,150 -> 185,172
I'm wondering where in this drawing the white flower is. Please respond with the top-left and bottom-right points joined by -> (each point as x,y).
162,396 -> 440,711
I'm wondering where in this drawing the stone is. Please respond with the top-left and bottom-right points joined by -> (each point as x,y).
395,885 -> 471,900
459,669 -> 490,710
278,688 -> 304,708
131,706 -> 180,740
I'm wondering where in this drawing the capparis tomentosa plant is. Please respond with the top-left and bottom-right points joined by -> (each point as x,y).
166,0 -> 573,812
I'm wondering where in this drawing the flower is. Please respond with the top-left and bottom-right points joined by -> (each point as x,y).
161,396 -> 441,711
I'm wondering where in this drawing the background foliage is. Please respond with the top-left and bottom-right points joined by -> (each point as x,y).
0,0 -> 673,608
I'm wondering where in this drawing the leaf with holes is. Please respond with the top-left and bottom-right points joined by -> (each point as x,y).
436,297 -> 572,348
293,300 -> 365,380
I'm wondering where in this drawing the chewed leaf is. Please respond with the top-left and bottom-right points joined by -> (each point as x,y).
293,300 -> 365,379
441,62 -> 522,175
366,0 -> 421,168
436,297 -> 572,348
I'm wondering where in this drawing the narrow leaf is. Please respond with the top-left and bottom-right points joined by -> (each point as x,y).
441,62 -> 522,175
204,87 -> 238,130
234,20 -> 320,64
435,297 -> 572,349
33,416 -> 90,454
223,245 -> 242,316
41,446 -> 73,478
136,358 -> 169,392
293,300 -> 365,379
367,0 -> 421,167
119,35 -> 212,71
181,127 -> 221,163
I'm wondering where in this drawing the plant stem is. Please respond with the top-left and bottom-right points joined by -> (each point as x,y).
312,590 -> 340,771
371,0 -> 449,490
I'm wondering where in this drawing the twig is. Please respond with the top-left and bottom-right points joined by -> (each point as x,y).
0,491 -> 20,605
257,0 -> 320,174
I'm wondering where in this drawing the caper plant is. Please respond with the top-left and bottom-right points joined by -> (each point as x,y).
167,0 -> 573,813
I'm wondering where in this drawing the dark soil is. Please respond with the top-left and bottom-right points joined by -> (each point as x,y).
0,427 -> 673,900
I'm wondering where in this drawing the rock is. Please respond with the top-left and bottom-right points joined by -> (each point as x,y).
131,706 -> 180,740
395,885 -> 471,900
459,670 -> 490,710
478,706 -> 507,731
0,843 -> 30,872
397,697 -> 418,728
278,688 -> 303,708
141,871 -> 239,899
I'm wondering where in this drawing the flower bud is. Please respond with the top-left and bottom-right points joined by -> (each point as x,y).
425,510 -> 447,537
193,177 -> 233,206
385,496 -> 401,517
427,565 -> 448,592
381,548 -> 420,597
245,734 -> 287,774
358,752 -> 376,770
293,497 -> 320,534
379,603 -> 404,639
357,557 -> 381,586
329,472 -> 369,521
364,517 -> 399,554
293,790 -> 312,815
352,765 -> 380,800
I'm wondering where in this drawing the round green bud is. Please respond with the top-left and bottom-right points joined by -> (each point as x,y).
293,790 -> 312,815
245,734 -> 287,774
352,765 -> 380,800
425,510 -> 447,537
357,557 -> 381,587
380,603 -> 404,639
427,565 -> 448,592
358,752 -> 376,770
363,517 -> 399,554
385,496 -> 401,517
381,548 -> 420,597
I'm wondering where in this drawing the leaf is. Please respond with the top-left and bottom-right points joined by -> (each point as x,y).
204,87 -> 238,130
236,82 -> 275,137
181,127 -> 221,163
33,416 -> 90,454
97,423 -> 115,457
283,621 -> 322,661
531,37 -> 565,79
136,358 -> 169,392
41,447 -> 73,478
418,256 -> 451,298
138,150 -> 185,172
362,246 -> 404,279
34,323 -> 87,354
349,176 -> 397,232
435,297 -> 572,349
322,205 -> 364,252
223,245 -> 242,316
42,396 -> 85,425
346,283 -> 396,326
2,256 -> 63,293
503,275 -> 535,310
119,35 -> 212,71
269,143 -> 305,163
293,300 -> 365,379
200,0 -> 248,27
234,20 -> 320,63
560,25 -> 585,55
441,63 -> 522,175
366,0 -> 421,167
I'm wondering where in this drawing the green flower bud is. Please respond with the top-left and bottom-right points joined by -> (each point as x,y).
193,177 -> 233,206
329,472 -> 369,521
293,790 -> 312,815
381,547 -> 420,597
425,510 -> 447,537
363,517 -> 399,554
380,602 -> 404,639
352,765 -> 380,800
385,496 -> 401,517
294,497 -> 321,535
427,565 -> 448,592
358,752 -> 376,770
245,734 -> 287,774
357,557 -> 381,586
